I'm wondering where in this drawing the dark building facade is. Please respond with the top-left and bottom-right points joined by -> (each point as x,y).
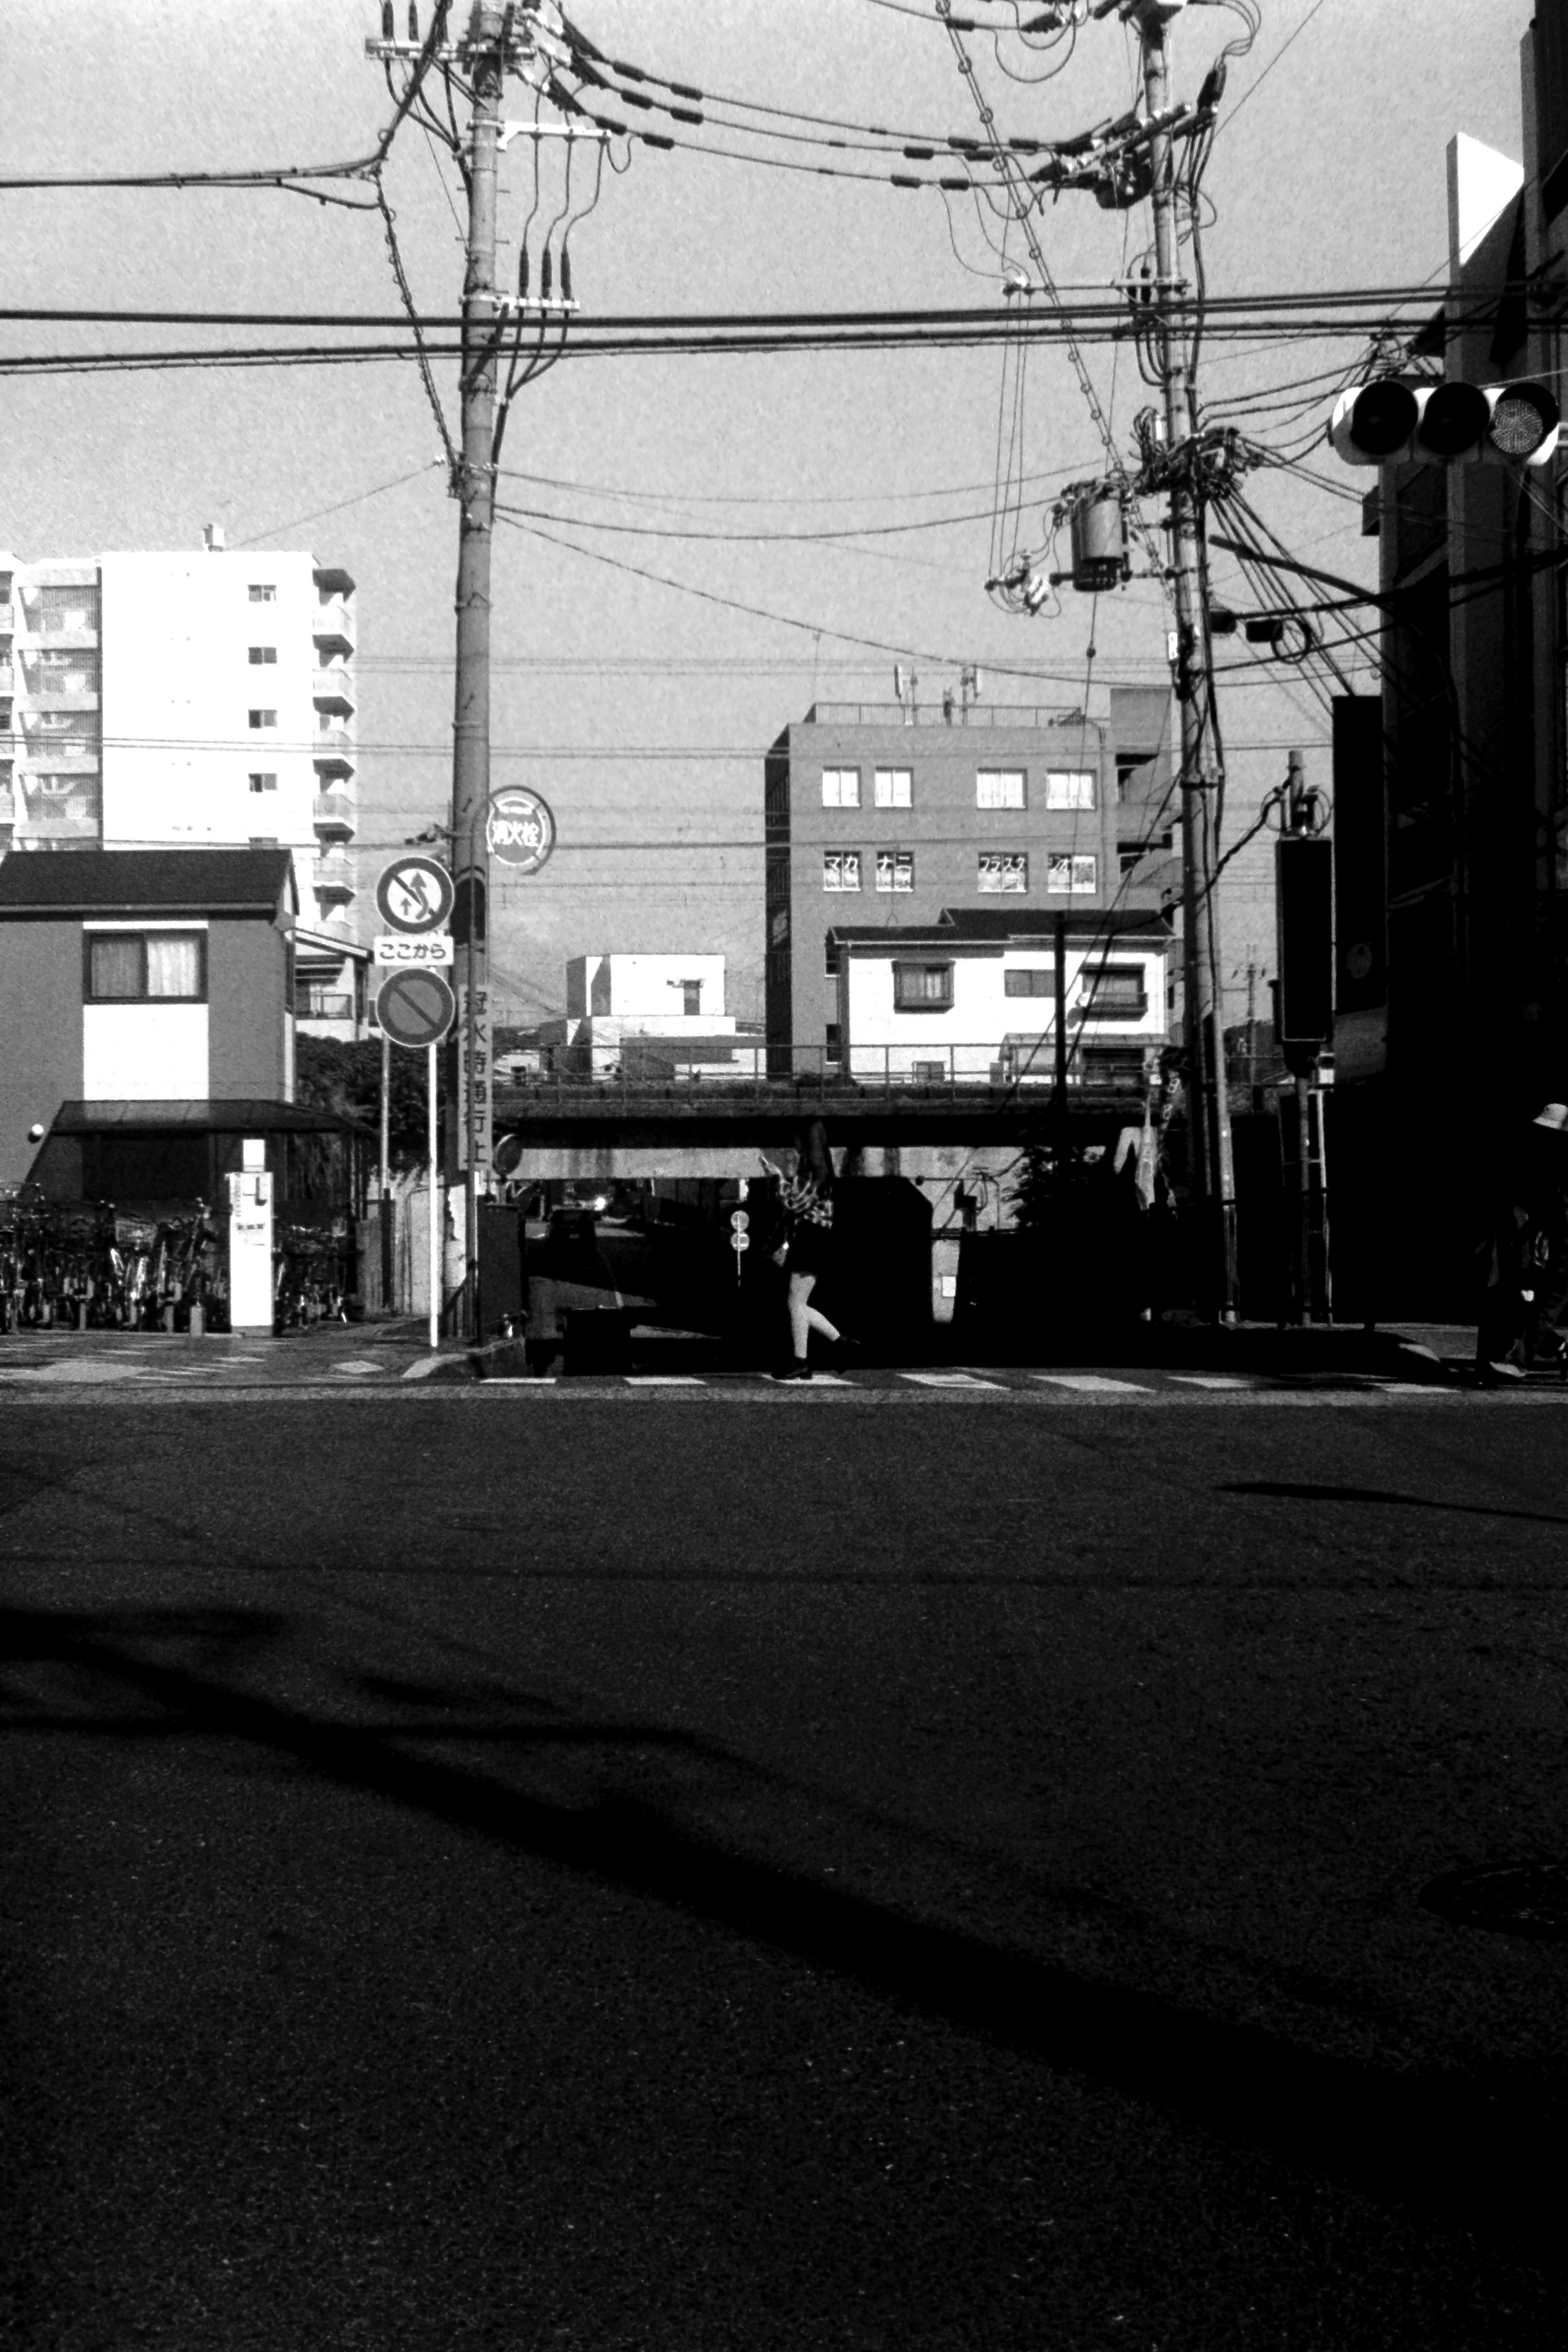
1333,15 -> 1568,1308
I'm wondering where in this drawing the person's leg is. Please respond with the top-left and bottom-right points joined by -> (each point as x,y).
788,1271 -> 839,1357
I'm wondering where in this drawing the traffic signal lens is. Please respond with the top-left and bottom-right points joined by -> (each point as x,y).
1349,379 -> 1418,456
1415,379 -> 1490,457
1488,382 -> 1558,459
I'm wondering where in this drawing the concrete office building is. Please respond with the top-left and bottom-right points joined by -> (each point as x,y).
764,685 -> 1174,1069
0,535 -> 368,1041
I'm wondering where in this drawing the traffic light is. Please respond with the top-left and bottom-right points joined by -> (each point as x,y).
1328,376 -> 1559,468
1275,835 -> 1334,1057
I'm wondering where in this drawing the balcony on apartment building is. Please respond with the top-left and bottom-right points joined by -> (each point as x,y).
312,791 -> 357,843
14,587 -> 100,647
11,774 -> 102,844
312,854 -> 356,908
312,664 -> 356,716
16,650 -> 100,707
17,714 -> 100,770
312,725 -> 356,781
312,597 -> 355,659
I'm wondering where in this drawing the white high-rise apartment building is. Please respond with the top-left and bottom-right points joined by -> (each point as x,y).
0,532 -> 368,1038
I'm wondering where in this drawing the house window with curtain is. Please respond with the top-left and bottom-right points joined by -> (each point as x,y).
85,931 -> 206,1002
977,853 -> 1028,893
1047,853 -> 1098,894
893,962 -> 953,1010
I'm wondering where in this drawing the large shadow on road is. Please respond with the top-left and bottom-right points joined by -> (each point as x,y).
4,1599 -> 1566,2268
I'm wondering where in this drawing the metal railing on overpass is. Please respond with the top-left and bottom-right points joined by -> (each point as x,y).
497,1040 -> 1157,1101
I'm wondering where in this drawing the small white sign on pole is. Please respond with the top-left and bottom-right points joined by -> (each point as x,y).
373,932 -> 454,968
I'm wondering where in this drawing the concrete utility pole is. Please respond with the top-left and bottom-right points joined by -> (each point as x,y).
1134,0 -> 1239,1319
449,0 -> 507,1338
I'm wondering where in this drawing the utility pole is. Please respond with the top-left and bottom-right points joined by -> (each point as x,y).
1134,0 -> 1239,1320
450,0 -> 506,1339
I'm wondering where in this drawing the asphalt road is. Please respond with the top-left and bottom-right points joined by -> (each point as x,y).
3,1390 -> 1568,2350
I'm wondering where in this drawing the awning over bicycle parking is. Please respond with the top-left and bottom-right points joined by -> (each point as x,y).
28,1099 -> 370,1207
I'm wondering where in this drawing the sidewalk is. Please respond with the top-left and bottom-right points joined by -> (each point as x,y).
0,1315 -> 1510,1391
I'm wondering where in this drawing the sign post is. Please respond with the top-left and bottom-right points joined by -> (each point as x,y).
373,876 -> 457,1348
428,1043 -> 439,1353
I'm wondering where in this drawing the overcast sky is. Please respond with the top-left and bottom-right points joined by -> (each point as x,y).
0,0 -> 1535,1023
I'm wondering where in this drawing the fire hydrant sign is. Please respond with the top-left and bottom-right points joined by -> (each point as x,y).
486,787 -> 555,873
373,932 -> 454,967
376,855 -> 455,934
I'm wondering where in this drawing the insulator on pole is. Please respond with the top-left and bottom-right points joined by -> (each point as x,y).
381,3 -> 395,38
541,248 -> 553,300
408,4 -> 420,40
561,249 -> 573,303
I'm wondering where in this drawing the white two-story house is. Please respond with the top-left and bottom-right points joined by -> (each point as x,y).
828,907 -> 1170,1087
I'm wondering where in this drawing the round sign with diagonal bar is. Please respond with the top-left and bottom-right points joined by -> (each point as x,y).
486,786 -> 555,873
376,854 -> 454,935
376,967 -> 457,1050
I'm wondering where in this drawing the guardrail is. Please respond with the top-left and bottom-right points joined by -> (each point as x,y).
496,1041 -> 1158,1100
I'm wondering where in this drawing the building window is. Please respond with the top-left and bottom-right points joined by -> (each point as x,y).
247,646 -> 278,665
823,850 -> 862,892
893,961 -> 953,1010
874,768 -> 912,809
248,772 -> 277,794
1045,770 -> 1096,810
679,979 -> 702,1016
976,768 -> 1025,810
85,931 -> 205,1002
978,853 -> 1028,894
1079,963 -> 1148,1017
248,709 -> 277,729
825,1023 -> 842,1065
1004,967 -> 1057,998
248,584 -> 277,603
821,767 -> 860,808
825,937 -> 840,978
875,849 -> 914,893
1047,853 -> 1098,895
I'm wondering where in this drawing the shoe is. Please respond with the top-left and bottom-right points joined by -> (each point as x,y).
775,1360 -> 814,1381
1478,1360 -> 1527,1385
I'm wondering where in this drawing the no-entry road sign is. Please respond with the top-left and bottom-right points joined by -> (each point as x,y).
376,855 -> 454,935
376,967 -> 457,1050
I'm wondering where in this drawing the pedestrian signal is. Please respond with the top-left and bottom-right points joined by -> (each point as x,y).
1328,376 -> 1559,468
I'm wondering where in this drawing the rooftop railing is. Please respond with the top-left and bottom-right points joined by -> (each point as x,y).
804,702 -> 1088,731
